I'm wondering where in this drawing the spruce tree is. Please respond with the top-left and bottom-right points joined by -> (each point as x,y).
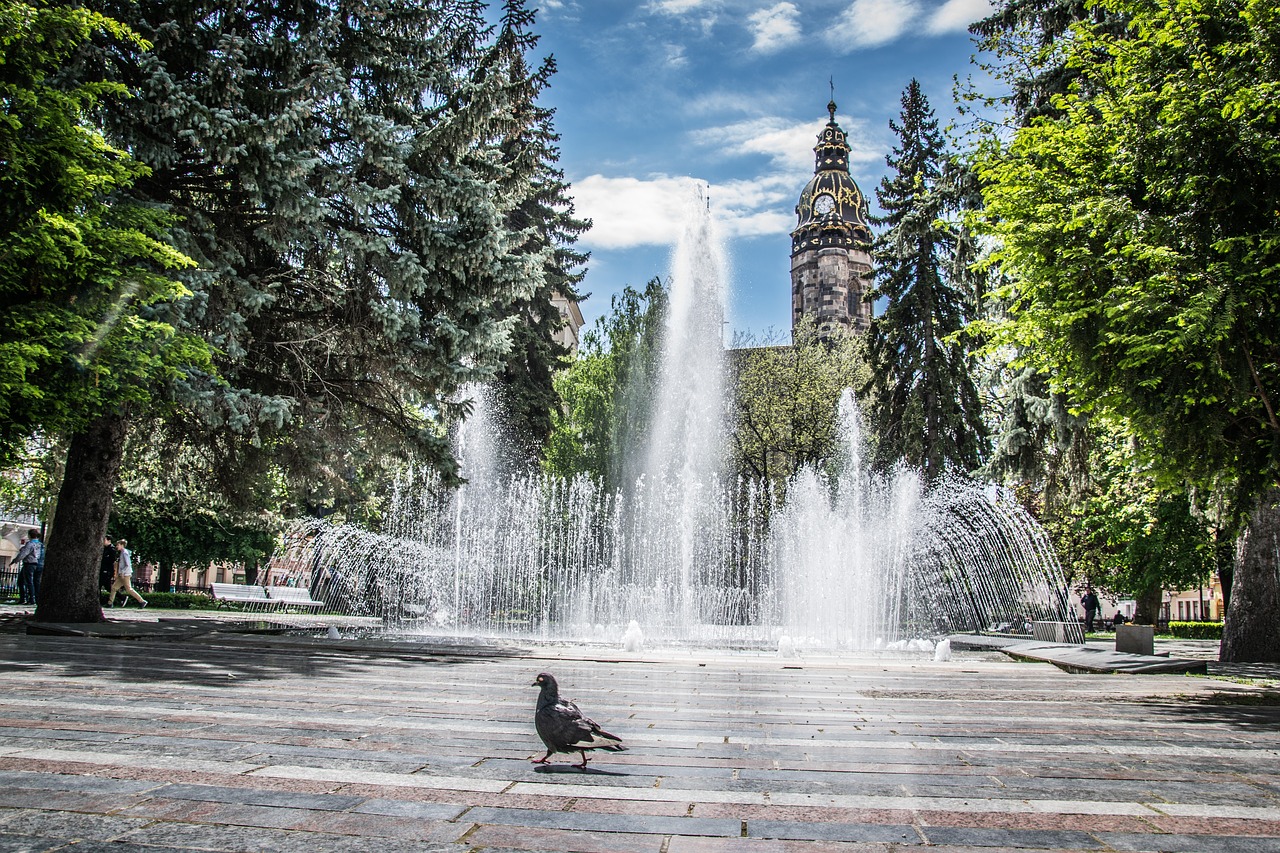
491,46 -> 589,468
31,0 -> 562,621
862,80 -> 986,483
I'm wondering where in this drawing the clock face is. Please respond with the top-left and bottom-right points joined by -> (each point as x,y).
813,193 -> 835,215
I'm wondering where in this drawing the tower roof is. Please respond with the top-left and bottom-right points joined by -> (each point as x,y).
791,100 -> 872,256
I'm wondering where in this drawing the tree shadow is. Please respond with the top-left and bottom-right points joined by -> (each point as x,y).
1139,692 -> 1280,732
0,620 -> 528,688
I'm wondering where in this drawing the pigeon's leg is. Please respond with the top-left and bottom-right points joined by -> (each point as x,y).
532,750 -> 554,764
575,751 -> 590,770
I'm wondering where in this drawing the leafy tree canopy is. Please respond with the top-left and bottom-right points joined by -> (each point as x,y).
544,278 -> 666,488
728,318 -> 869,488
0,0 -> 211,462
976,0 -> 1280,659
976,0 -> 1280,520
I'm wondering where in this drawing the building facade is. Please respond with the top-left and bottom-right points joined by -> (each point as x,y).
549,291 -> 585,354
790,100 -> 874,339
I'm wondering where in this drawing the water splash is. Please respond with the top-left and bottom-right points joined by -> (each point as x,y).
276,194 -> 1068,648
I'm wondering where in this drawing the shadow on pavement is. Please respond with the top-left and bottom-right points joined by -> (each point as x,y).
0,624 -> 527,688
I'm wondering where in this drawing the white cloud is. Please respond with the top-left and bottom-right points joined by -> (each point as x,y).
647,0 -> 716,12
926,0 -> 993,33
679,89 -> 790,117
711,176 -> 797,238
747,2 -> 802,53
571,175 -> 700,249
645,0 -> 720,33
825,0 -> 921,50
691,115 -> 881,172
664,43 -> 690,69
571,174 -> 801,249
570,109 -> 889,250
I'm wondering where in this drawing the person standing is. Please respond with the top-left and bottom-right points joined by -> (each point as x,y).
107,539 -> 147,608
1081,587 -> 1100,633
100,536 -> 117,592
9,530 -> 42,606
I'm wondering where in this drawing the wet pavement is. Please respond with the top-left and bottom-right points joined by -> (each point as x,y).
0,604 -> 1277,852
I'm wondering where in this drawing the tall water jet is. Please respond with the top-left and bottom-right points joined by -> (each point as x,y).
771,391 -> 920,648
636,183 -> 730,629
643,183 -> 727,487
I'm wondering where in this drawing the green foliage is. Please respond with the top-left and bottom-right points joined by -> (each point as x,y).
0,0 -> 210,462
492,54 -> 590,468
981,365 -> 1091,512
0,435 -> 63,524
1049,422 -> 1215,607
111,499 -> 276,576
1168,621 -> 1224,640
728,319 -> 870,486
544,279 -> 667,488
976,0 -> 1280,522
968,0 -> 1128,126
863,80 -> 987,482
110,434 -> 281,586
113,591 -> 214,610
85,0 -> 569,499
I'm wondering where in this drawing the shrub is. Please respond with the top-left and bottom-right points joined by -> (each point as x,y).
104,591 -> 217,610
1167,621 -> 1223,640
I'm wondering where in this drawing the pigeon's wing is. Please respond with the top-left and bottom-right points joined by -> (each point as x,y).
565,699 -> 626,752
536,698 -> 594,752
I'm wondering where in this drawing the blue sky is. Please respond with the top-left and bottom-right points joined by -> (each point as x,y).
528,0 -> 995,338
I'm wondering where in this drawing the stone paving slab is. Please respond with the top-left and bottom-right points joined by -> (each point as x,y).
0,607 -> 1277,851
997,641 -> 1208,675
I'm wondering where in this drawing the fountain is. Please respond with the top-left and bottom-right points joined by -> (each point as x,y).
281,188 -> 1068,647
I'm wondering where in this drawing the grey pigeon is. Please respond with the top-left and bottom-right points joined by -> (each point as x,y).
531,672 -> 625,768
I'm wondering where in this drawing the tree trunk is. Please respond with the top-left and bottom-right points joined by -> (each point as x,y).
1221,488 -> 1280,663
156,558 -> 173,594
1133,583 -> 1163,626
35,413 -> 129,623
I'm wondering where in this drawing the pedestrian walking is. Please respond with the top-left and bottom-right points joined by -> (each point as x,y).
100,536 -> 117,591
9,530 -> 42,606
1081,587 -> 1100,633
107,539 -> 147,608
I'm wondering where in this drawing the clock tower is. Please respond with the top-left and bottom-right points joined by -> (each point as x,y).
790,100 -> 873,338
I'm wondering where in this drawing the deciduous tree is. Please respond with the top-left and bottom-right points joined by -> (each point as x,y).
0,1 -> 211,621
544,279 -> 666,488
728,319 -> 868,488
977,0 -> 1280,660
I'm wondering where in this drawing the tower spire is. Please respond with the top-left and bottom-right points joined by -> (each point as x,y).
828,77 -> 836,122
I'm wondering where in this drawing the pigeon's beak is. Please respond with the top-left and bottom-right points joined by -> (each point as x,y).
530,679 -> 540,687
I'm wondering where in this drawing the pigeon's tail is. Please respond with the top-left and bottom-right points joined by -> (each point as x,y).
584,728 -> 625,751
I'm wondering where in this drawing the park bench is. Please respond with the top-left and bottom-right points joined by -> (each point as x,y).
210,583 -> 273,611
266,586 -> 325,612
1031,620 -> 1085,644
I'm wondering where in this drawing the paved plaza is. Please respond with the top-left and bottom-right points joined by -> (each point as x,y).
0,607 -> 1277,853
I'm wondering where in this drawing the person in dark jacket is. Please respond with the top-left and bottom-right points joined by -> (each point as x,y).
100,536 -> 117,592
1081,587 -> 1101,633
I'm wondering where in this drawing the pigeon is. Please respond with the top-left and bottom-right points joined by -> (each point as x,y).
531,672 -> 625,769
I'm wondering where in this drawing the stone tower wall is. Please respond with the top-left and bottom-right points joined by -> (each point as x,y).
791,245 -> 873,337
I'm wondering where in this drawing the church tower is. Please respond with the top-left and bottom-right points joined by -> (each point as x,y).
790,100 -> 873,338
